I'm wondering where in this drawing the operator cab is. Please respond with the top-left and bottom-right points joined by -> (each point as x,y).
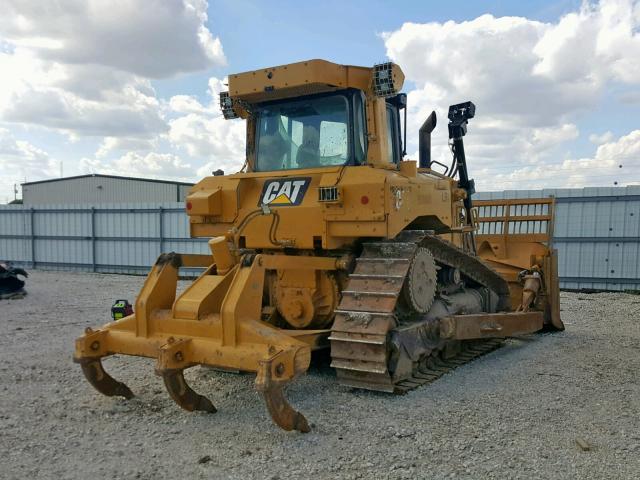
254,89 -> 407,172
220,60 -> 412,173
255,89 -> 367,171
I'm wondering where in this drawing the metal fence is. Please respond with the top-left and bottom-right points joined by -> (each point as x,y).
476,186 -> 640,291
0,203 -> 208,276
1,186 -> 639,290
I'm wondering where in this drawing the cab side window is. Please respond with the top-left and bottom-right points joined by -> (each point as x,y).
386,104 -> 399,164
354,92 -> 367,163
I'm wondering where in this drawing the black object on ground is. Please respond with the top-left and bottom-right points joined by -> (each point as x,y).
0,262 -> 28,299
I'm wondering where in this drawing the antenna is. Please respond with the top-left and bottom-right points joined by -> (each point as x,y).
60,160 -> 63,178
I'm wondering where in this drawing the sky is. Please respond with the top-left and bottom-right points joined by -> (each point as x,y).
1,0 -> 639,202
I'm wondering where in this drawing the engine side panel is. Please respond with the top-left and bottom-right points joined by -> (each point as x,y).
186,165 -> 462,250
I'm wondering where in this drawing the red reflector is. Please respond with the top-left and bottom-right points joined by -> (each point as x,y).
361,195 -> 369,205
186,202 -> 192,210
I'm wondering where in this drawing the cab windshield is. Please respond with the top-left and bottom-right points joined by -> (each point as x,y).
255,92 -> 364,171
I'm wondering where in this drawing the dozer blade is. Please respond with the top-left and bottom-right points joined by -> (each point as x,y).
157,368 -> 217,413
255,354 -> 310,433
77,358 -> 134,400
474,198 -> 564,331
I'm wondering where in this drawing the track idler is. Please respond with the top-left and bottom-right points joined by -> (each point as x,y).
255,352 -> 310,433
76,357 -> 134,400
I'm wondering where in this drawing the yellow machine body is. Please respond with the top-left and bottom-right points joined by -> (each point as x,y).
188,165 -> 462,248
74,59 -> 563,433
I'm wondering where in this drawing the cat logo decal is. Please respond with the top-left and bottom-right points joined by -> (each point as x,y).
259,178 -> 311,207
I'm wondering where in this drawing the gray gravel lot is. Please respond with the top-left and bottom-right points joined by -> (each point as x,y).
1,270 -> 639,479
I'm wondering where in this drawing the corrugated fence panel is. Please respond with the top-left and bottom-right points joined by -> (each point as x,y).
163,208 -> 192,239
95,239 -> 158,267
0,207 -> 31,262
95,208 -> 159,238
35,239 -> 92,264
477,186 -> 640,290
163,240 -> 209,255
0,202 -> 208,277
2,187 -> 639,289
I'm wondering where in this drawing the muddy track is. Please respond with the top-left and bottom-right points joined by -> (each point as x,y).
330,231 -> 509,393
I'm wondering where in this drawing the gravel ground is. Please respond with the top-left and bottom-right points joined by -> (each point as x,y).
1,270 -> 639,479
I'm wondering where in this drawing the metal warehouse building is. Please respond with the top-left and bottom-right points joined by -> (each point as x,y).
21,174 -> 194,205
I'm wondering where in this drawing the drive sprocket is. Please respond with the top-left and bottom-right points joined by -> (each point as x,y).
402,247 -> 437,314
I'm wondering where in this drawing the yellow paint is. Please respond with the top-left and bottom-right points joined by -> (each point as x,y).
74,59 -> 560,431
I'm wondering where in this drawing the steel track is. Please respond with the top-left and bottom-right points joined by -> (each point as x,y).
330,231 -> 510,393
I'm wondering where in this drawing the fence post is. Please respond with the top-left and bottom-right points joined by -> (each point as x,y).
158,206 -> 164,255
91,207 -> 96,273
30,208 -> 36,269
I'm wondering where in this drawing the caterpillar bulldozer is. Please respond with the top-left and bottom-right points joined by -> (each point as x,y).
74,59 -> 564,433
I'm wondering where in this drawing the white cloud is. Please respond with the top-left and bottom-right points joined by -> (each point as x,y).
589,130 -> 615,144
81,151 -> 194,181
169,95 -> 214,115
95,136 -> 159,158
0,71 -> 167,138
594,128 -> 640,169
82,73 -> 244,181
483,129 -> 640,190
169,112 -> 245,164
533,1 -> 639,83
207,76 -> 227,98
383,0 -> 640,188
0,0 -> 225,140
167,76 -> 245,173
0,128 -> 57,201
533,123 -> 579,145
0,0 -> 225,78
0,0 -> 232,190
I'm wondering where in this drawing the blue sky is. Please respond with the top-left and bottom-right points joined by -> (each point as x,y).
1,0 -> 639,202
157,1 -> 584,98
207,0 -> 580,66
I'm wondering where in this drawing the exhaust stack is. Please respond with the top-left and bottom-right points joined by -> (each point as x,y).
418,111 -> 437,168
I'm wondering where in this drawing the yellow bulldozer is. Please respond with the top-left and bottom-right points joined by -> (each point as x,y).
74,59 -> 564,433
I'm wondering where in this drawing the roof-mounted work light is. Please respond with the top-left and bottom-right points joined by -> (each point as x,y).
219,91 -> 239,120
372,62 -> 401,98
